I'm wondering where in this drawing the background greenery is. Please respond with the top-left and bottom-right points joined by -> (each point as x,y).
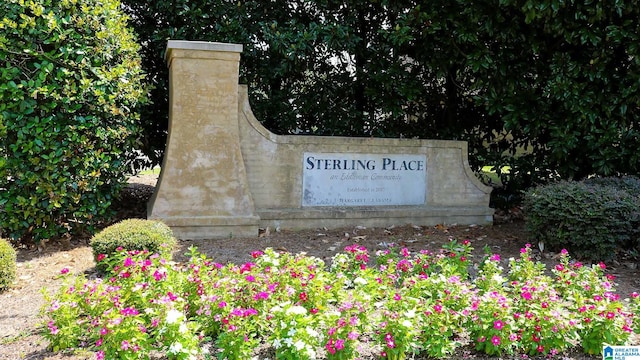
0,0 -> 147,243
123,0 -> 640,190
2,0 -> 640,244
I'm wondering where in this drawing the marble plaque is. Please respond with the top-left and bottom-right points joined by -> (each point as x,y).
302,153 -> 427,206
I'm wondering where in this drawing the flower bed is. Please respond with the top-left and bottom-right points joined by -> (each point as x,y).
42,240 -> 640,359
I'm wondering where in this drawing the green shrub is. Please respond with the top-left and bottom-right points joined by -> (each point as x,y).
0,0 -> 148,244
90,219 -> 176,267
524,177 -> 640,261
0,238 -> 17,291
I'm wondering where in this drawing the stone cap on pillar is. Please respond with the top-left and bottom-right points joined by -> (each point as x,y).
165,41 -> 243,64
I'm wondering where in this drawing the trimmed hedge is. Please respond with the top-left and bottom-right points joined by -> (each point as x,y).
0,238 -> 17,291
90,219 -> 176,268
524,177 -> 640,261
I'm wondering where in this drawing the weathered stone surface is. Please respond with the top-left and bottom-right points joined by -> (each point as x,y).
148,40 -> 493,239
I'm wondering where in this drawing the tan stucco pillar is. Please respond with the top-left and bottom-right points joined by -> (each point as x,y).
147,40 -> 259,239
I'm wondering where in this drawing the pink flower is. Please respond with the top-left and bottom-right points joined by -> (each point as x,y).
335,339 -> 345,350
393,293 -> 401,301
632,292 -> 639,298
123,257 -> 134,267
60,267 -> 69,275
598,262 -> 607,270
325,339 -> 336,354
606,311 -> 615,319
152,269 -> 165,281
97,254 -> 106,262
121,340 -> 130,350
348,331 -> 359,340
96,338 -> 103,347
96,350 -> 105,360
555,264 -> 564,272
251,251 -> 263,258
245,275 -> 256,282
489,254 -> 501,262
253,291 -> 269,300
521,291 -> 532,300
560,249 -> 568,255
120,307 -> 139,316
47,321 -> 59,335
384,333 -> 396,348
491,335 -> 501,346
434,304 -> 443,313
493,320 -> 504,330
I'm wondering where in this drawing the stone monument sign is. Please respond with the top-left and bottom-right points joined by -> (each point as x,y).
147,40 -> 494,239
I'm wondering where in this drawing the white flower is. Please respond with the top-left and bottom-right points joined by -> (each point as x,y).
491,273 -> 505,283
285,305 -> 307,315
306,326 -> 319,338
353,277 -> 367,285
287,328 -> 297,337
307,346 -> 317,359
294,340 -> 305,351
169,342 -> 183,354
284,337 -> 294,347
402,319 -> 413,328
405,309 -> 416,318
272,338 -> 282,349
179,322 -> 188,334
166,309 -> 183,324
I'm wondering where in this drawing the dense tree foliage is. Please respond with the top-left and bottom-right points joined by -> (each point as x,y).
125,0 -> 640,188
0,0 -> 147,242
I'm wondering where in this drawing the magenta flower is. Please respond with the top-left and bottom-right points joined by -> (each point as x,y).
489,254 -> 500,262
491,335 -> 501,346
123,257 -> 134,267
253,291 -> 269,300
335,338 -> 345,350
493,320 -> 504,330
60,267 -> 70,275
120,307 -> 139,316
433,304 -> 443,313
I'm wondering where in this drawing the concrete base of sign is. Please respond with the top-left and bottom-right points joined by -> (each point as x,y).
148,40 -> 494,239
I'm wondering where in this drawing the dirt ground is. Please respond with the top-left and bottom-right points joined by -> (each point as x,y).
1,174 -> 639,360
